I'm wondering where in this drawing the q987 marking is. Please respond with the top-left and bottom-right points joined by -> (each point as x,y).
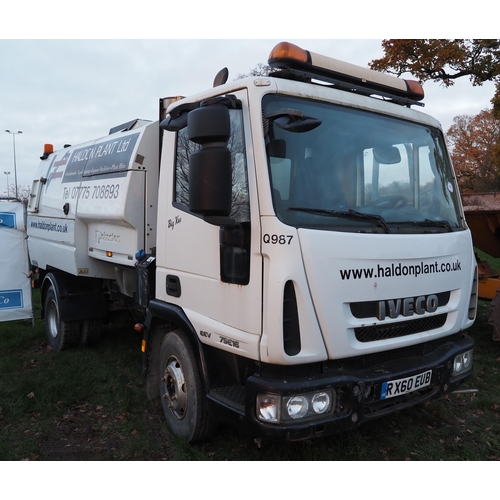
263,234 -> 293,245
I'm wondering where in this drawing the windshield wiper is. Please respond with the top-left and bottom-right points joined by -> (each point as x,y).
288,207 -> 391,233
399,219 -> 453,232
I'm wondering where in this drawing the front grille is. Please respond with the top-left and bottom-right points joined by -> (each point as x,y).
350,291 -> 450,319
354,313 -> 447,342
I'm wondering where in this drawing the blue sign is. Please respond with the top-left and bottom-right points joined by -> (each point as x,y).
0,290 -> 24,310
0,212 -> 16,229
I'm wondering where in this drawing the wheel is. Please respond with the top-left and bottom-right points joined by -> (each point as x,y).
159,330 -> 216,442
80,319 -> 102,347
44,286 -> 81,351
368,195 -> 407,209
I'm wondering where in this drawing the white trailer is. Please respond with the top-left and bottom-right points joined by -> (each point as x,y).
27,42 -> 477,442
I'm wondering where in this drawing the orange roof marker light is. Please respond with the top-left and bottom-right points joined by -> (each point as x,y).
40,143 -> 54,160
268,41 -> 309,65
268,42 -> 425,107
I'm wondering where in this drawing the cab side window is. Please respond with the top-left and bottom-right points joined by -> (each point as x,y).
174,109 -> 250,223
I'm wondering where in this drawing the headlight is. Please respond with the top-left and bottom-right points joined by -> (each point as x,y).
257,390 -> 335,423
286,396 -> 309,419
453,349 -> 473,376
312,392 -> 331,414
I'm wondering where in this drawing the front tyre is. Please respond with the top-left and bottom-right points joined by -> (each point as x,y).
159,330 -> 216,443
44,286 -> 81,351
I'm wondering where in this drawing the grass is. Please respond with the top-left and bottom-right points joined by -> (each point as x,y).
1,288 -> 500,461
0,292 -> 172,460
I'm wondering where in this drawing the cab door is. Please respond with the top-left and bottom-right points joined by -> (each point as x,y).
158,90 -> 262,360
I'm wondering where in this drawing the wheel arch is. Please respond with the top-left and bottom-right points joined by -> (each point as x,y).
41,271 -> 107,323
143,299 -> 211,400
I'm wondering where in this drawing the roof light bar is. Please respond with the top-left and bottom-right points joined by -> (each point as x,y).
268,42 -> 424,107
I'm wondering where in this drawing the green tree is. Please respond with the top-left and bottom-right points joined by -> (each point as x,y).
370,39 -> 500,118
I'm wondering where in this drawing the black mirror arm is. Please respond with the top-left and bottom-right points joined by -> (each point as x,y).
203,216 -> 244,248
203,215 -> 237,227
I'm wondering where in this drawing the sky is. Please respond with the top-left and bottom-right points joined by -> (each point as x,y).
1,6 -> 498,195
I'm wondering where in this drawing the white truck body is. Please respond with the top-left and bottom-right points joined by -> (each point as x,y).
28,121 -> 158,285
27,42 -> 476,442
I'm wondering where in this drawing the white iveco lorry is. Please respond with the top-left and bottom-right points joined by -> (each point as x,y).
27,42 -> 477,442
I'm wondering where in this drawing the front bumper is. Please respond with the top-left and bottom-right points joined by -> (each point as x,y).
243,333 -> 474,441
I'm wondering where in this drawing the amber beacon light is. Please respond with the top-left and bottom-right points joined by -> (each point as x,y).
268,42 -> 310,65
39,143 -> 54,160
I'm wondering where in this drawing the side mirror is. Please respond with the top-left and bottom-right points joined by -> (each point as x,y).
188,105 -> 232,218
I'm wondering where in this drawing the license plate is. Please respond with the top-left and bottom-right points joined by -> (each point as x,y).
380,369 -> 432,400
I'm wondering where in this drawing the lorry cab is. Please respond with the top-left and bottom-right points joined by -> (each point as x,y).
148,43 -> 476,440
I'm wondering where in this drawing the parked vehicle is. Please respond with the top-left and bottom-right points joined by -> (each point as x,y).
27,42 -> 476,442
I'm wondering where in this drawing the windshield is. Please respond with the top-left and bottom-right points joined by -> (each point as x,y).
264,95 -> 465,233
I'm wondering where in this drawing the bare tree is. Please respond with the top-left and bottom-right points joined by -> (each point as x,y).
2,184 -> 30,203
236,63 -> 272,80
